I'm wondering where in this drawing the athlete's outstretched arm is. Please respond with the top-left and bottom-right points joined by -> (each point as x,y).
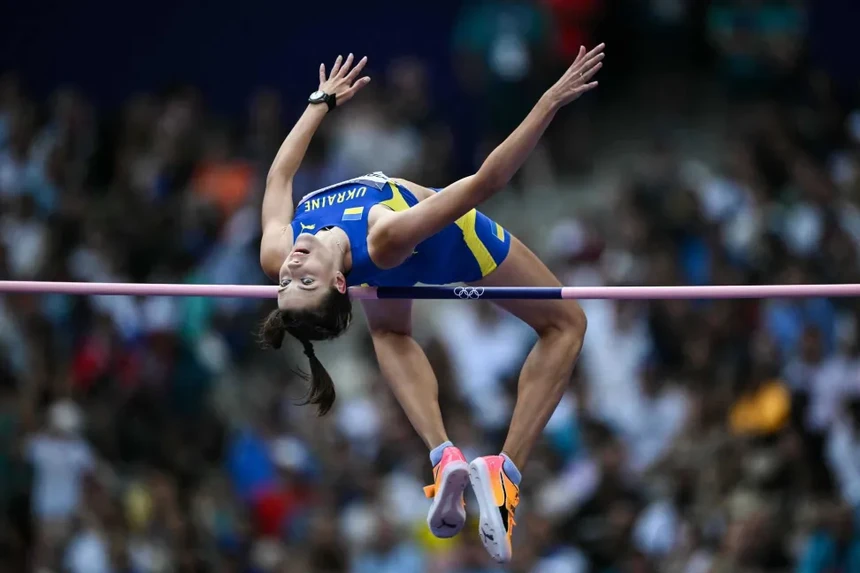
372,44 -> 604,259
260,54 -> 370,277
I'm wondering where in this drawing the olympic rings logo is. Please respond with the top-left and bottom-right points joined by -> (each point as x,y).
453,287 -> 485,299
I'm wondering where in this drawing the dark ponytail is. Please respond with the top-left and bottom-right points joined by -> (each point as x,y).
297,339 -> 337,416
259,287 -> 352,416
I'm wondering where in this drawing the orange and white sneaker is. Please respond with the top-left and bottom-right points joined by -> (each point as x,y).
468,455 -> 520,563
423,446 -> 469,538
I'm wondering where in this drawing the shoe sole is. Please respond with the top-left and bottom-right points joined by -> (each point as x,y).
427,460 -> 469,538
469,458 -> 513,563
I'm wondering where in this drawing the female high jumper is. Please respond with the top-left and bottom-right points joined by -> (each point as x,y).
258,45 -> 603,563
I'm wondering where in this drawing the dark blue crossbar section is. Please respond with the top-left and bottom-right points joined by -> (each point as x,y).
374,286 -> 565,300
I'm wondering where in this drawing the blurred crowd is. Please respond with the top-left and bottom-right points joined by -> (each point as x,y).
2,0 -> 860,572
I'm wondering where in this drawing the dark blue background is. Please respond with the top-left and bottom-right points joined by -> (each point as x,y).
2,0 -> 858,114
805,0 -> 860,88
1,0 -> 465,113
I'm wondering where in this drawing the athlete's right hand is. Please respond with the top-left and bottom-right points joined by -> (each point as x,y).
544,43 -> 604,108
318,53 -> 371,107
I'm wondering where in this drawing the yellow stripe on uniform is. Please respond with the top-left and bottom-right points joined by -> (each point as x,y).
494,222 -> 505,242
381,182 -> 412,212
344,206 -> 364,215
455,209 -> 497,277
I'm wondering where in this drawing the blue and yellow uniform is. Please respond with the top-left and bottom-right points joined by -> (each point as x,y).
290,172 -> 511,286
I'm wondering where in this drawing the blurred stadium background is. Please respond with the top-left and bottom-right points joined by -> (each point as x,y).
2,0 -> 860,571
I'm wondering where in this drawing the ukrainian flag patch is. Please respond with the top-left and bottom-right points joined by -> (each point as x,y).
342,206 -> 364,221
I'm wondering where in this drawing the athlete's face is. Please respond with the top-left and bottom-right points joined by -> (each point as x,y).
277,233 -> 347,311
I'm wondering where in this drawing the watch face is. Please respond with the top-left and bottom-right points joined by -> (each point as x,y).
310,90 -> 324,101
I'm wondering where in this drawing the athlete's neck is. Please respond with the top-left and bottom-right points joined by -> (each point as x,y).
319,227 -> 352,273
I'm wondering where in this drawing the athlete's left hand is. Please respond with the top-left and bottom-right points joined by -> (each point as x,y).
544,43 -> 604,108
318,53 -> 371,107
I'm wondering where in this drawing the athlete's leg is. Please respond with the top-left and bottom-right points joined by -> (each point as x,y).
471,236 -> 587,468
362,299 -> 469,538
466,235 -> 586,562
362,299 -> 449,448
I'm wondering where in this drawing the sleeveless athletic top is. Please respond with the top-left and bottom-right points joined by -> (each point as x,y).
290,172 -> 511,287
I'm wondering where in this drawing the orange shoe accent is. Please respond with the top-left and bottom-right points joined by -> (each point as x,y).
425,446 -> 469,538
468,455 -> 520,563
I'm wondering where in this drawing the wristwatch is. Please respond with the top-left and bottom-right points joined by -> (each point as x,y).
309,90 -> 337,111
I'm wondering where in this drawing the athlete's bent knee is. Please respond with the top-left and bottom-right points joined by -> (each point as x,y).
566,303 -> 588,336
540,302 -> 587,356
543,302 -> 587,338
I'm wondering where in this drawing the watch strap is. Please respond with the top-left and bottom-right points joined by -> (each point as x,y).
310,91 -> 337,111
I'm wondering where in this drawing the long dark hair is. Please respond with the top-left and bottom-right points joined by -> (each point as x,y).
259,287 -> 352,415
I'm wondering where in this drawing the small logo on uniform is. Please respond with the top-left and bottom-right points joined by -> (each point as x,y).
300,223 -> 316,232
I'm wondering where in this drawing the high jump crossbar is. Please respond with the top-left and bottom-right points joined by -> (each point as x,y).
1,281 -> 859,300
